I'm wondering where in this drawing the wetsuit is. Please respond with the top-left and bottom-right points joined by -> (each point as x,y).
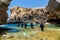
31,23 -> 34,29
40,24 -> 44,31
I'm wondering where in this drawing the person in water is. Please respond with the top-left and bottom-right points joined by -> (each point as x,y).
17,24 -> 20,27
31,23 -> 34,29
40,23 -> 45,31
21,22 -> 24,28
24,22 -> 27,29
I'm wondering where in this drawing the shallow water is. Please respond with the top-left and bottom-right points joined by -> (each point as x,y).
0,24 -> 60,40
0,23 -> 38,27
0,23 -> 39,33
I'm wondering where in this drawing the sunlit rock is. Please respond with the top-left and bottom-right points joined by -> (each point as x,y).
9,6 -> 47,23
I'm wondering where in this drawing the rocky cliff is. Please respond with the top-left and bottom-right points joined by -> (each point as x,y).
0,0 -> 11,24
9,0 -> 60,23
9,7 -> 47,23
46,0 -> 60,23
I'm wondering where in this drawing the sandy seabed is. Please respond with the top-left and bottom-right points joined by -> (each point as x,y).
0,26 -> 60,40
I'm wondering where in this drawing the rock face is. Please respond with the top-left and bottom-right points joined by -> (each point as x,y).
0,0 -> 11,24
46,0 -> 60,19
46,0 -> 60,23
8,0 -> 60,23
9,7 -> 47,23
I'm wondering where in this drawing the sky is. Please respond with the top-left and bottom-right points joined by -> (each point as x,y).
7,0 -> 49,16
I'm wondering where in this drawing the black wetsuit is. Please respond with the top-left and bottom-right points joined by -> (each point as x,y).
31,23 -> 34,29
40,24 -> 44,31
21,23 -> 24,28
17,24 -> 20,27
24,23 -> 27,29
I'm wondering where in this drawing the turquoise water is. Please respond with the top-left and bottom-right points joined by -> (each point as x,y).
0,23 -> 38,33
0,23 -> 38,27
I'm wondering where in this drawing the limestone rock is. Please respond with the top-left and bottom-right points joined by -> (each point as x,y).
0,0 -> 12,24
46,0 -> 60,19
9,7 -> 47,23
